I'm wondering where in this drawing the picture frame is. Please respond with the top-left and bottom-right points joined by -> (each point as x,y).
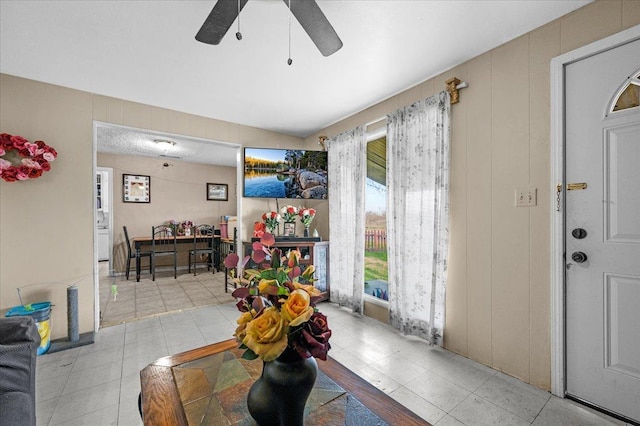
207,183 -> 228,201
123,174 -> 150,203
283,222 -> 296,237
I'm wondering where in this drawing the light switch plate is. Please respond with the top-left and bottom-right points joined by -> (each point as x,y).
515,188 -> 537,207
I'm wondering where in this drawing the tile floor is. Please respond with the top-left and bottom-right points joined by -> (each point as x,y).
99,262 -> 236,327
33,264 -> 631,425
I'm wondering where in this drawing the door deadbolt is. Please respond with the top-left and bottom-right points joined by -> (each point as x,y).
572,228 -> 587,239
571,251 -> 588,263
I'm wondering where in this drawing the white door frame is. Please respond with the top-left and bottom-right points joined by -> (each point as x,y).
550,24 -> 640,397
91,121 -> 244,333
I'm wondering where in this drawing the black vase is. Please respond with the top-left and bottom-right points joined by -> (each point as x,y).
247,347 -> 318,426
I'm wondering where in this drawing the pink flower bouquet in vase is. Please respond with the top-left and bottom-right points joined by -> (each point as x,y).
261,211 -> 281,235
298,207 -> 316,237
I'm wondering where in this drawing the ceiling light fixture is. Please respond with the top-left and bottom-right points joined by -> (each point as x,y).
154,139 -> 176,148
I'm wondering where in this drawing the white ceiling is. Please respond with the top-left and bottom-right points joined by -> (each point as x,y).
1,0 -> 590,165
95,123 -> 239,166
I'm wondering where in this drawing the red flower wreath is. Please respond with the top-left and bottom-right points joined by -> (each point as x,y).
0,133 -> 58,182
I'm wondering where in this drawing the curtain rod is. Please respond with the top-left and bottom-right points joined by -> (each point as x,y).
364,78 -> 469,126
321,78 -> 469,149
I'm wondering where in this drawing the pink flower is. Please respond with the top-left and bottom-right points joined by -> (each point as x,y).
0,158 -> 11,170
10,135 -> 28,148
25,142 -> 39,156
21,158 -> 41,169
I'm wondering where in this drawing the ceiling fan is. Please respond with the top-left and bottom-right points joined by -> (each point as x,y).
195,0 -> 343,57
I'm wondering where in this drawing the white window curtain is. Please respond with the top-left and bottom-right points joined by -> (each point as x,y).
387,91 -> 451,345
326,126 -> 367,314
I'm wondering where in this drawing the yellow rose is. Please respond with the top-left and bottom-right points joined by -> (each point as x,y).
243,307 -> 288,362
291,281 -> 321,298
234,310 -> 255,343
258,279 -> 278,294
281,289 -> 314,327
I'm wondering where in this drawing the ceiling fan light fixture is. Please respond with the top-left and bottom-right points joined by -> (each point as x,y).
195,0 -> 342,57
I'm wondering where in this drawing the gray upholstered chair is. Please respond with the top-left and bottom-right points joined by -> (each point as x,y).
0,316 -> 40,426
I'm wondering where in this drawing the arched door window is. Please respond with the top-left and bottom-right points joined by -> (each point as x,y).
608,69 -> 639,114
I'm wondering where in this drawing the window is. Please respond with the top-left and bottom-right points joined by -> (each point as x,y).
364,136 -> 388,301
609,70 -> 640,113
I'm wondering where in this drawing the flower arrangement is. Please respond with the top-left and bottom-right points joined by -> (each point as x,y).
253,222 -> 266,238
298,207 -> 316,228
163,219 -> 179,234
224,233 -> 331,362
280,205 -> 298,223
262,211 -> 281,234
0,133 -> 58,182
180,220 -> 194,234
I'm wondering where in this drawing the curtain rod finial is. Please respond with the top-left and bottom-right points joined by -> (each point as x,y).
445,77 -> 463,104
318,135 -> 328,151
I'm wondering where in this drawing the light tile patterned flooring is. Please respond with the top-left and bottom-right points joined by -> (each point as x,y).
34,263 -> 631,425
99,262 -> 235,326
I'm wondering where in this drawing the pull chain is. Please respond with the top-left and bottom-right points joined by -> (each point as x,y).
236,0 -> 242,40
287,0 -> 293,65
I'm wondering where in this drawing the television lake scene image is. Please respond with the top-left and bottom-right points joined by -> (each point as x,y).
244,148 -> 328,199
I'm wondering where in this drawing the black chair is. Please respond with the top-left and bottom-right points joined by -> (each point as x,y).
188,224 -> 217,275
151,224 -> 177,281
223,227 -> 238,292
123,226 -> 151,281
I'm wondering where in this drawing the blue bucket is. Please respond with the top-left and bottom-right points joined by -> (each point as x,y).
6,302 -> 52,355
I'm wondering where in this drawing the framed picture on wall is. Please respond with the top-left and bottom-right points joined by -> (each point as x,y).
123,174 -> 150,203
207,183 -> 228,201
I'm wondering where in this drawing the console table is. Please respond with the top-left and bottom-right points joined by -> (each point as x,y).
140,339 -> 430,425
243,239 -> 330,301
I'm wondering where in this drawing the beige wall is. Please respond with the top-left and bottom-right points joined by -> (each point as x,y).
0,76 -> 314,340
304,1 -> 640,390
97,152 -> 237,273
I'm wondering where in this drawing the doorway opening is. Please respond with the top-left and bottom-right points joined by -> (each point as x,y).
92,121 -> 242,329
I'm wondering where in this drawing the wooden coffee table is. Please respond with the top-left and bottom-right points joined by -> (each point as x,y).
140,339 -> 431,425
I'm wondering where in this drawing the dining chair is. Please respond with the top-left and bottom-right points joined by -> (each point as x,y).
224,227 -> 238,292
151,224 -> 177,281
188,224 -> 217,276
123,226 -> 151,281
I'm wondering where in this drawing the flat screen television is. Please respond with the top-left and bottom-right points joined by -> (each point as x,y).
243,147 -> 328,199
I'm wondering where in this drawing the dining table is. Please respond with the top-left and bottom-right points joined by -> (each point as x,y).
132,234 -> 220,282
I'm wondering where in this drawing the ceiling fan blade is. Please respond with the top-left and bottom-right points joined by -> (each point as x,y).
284,0 -> 343,57
196,0 -> 249,45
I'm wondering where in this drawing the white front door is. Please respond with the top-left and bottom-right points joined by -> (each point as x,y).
565,38 -> 640,422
